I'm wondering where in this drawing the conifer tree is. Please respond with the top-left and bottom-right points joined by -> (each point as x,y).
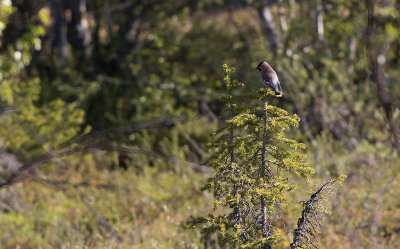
187,64 -> 314,248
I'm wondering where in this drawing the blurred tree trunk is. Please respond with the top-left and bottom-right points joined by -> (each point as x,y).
277,0 -> 288,33
258,2 -> 281,55
316,0 -> 324,42
365,0 -> 400,152
92,0 -> 102,73
67,0 -> 91,63
51,0 -> 68,60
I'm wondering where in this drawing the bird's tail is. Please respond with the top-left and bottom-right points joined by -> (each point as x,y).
270,82 -> 281,95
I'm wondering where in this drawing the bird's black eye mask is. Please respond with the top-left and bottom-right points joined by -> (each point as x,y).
256,59 -> 266,70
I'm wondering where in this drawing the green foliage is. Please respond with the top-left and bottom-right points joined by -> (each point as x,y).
0,78 -> 86,158
0,3 -> 85,161
0,1 -> 44,80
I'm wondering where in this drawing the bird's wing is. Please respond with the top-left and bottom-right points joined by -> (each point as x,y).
261,71 -> 272,84
267,73 -> 281,94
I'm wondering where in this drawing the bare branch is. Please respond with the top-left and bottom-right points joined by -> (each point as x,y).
0,143 -> 212,189
290,177 -> 346,249
60,115 -> 187,148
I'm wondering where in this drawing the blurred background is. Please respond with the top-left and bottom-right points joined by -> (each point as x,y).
0,0 -> 400,248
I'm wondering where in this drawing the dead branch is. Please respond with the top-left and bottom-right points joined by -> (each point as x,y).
0,143 -> 212,189
290,177 -> 345,249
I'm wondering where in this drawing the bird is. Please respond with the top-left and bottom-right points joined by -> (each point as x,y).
256,59 -> 282,95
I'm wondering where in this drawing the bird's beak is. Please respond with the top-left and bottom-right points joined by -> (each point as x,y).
256,66 -> 260,70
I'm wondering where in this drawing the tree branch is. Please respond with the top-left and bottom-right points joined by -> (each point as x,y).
0,143 -> 212,189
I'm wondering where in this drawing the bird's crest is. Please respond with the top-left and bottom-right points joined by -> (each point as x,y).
257,59 -> 266,68
256,59 -> 267,70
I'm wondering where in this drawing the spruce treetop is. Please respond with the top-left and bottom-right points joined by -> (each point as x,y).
188,64 -> 314,248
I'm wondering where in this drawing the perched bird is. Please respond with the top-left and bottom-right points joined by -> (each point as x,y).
256,60 -> 282,95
